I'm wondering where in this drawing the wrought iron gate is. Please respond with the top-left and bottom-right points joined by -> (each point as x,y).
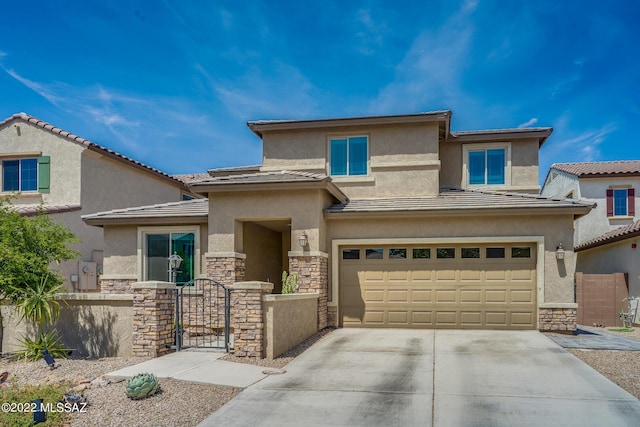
173,278 -> 231,351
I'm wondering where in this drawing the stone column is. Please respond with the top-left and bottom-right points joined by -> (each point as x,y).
230,281 -> 273,358
289,252 -> 329,330
538,304 -> 577,332
131,281 -> 177,357
205,252 -> 246,286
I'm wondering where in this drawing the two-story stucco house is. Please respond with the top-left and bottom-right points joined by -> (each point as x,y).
85,110 -> 592,331
0,113 -> 197,291
541,161 -> 640,297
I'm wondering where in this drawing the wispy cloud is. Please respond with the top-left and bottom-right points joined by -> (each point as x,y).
551,123 -> 617,162
369,2 -> 477,114
518,118 -> 538,128
3,67 -> 65,106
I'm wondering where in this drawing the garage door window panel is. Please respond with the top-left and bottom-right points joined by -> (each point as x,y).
486,247 -> 505,258
389,248 -> 407,259
461,248 -> 480,258
436,248 -> 455,259
511,247 -> 531,258
413,248 -> 431,259
365,248 -> 383,259
342,249 -> 360,260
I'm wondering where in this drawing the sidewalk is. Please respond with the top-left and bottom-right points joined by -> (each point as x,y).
106,350 -> 270,388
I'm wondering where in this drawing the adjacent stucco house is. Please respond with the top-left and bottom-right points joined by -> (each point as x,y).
85,110 -> 592,331
541,161 -> 640,296
0,113 -> 197,291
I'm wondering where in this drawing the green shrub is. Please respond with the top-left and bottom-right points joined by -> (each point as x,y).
0,381 -> 70,426
13,329 -> 71,362
281,271 -> 298,294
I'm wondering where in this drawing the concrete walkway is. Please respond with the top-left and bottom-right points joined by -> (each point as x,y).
546,325 -> 640,350
107,350 -> 268,388
198,329 -> 640,427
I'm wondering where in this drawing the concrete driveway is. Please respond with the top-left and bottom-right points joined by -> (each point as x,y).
199,329 -> 640,426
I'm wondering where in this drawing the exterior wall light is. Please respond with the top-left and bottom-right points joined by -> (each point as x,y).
298,232 -> 308,248
555,244 -> 565,260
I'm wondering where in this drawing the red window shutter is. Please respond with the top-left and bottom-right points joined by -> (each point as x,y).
629,188 -> 635,216
606,189 -> 614,216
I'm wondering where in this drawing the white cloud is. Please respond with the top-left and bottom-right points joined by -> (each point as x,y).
3,68 -> 64,106
517,118 -> 538,128
552,123 -> 616,162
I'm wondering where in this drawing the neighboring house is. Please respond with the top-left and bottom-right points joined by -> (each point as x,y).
85,110 -> 592,331
0,113 -> 197,291
541,161 -> 640,296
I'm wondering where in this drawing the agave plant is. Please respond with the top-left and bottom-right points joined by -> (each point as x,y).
125,373 -> 160,400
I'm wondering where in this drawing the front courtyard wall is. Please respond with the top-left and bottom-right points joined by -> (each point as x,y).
1,294 -> 133,357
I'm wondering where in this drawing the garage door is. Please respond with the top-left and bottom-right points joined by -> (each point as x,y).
339,244 -> 537,329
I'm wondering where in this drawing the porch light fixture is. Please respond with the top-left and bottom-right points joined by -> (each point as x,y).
168,252 -> 183,284
555,244 -> 565,260
298,232 -> 308,248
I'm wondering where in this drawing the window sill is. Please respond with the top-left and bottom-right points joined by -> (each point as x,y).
330,175 -> 375,183
0,191 -> 42,199
608,216 -> 634,220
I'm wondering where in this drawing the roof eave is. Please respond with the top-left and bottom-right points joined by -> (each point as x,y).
83,215 -> 208,227
576,230 -> 640,252
247,111 -> 452,138
450,128 -> 553,146
190,180 -> 348,203
324,205 -> 593,219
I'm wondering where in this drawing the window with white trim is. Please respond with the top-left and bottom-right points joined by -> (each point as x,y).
329,136 -> 368,176
463,144 -> 510,187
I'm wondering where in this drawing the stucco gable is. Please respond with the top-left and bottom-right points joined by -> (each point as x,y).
575,219 -> 640,252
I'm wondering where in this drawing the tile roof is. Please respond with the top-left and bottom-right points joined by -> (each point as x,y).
189,170 -> 331,186
82,198 -> 208,224
451,127 -> 553,136
551,161 -> 640,177
325,188 -> 593,215
0,113 -> 188,189
14,204 -> 82,217
173,172 -> 213,184
575,220 -> 640,252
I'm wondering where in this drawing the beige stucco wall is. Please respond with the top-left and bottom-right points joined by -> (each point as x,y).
1,120 -> 188,290
243,222 -> 285,290
101,223 -> 208,281
0,120 -> 84,206
1,294 -> 133,357
263,293 -> 318,359
325,213 -> 576,305
261,123 -> 441,198
209,189 -> 329,253
439,138 -> 540,192
577,238 -> 640,298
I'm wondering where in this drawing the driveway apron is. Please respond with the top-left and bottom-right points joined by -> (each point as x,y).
198,329 -> 640,427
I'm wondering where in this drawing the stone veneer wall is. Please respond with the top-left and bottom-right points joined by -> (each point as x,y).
100,278 -> 137,294
131,282 -> 176,357
206,255 -> 246,286
289,255 -> 328,330
539,307 -> 577,331
231,282 -> 273,358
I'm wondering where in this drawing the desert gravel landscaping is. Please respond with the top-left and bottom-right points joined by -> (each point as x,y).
1,327 -> 638,426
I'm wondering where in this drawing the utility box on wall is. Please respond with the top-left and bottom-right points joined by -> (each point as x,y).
79,261 -> 97,290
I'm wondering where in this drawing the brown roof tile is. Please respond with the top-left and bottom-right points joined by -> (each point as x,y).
82,198 -> 208,224
14,204 -> 82,217
325,188 -> 593,215
0,113 -> 188,190
575,220 -> 640,252
551,161 -> 640,177
189,170 -> 330,186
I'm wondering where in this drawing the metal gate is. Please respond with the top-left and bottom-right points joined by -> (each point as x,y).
173,278 -> 231,351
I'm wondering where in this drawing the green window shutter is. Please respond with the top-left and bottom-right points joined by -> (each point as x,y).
37,156 -> 50,193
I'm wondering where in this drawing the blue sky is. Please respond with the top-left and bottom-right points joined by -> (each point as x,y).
1,1 -> 638,183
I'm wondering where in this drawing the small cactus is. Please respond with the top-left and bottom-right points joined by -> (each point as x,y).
125,373 -> 160,400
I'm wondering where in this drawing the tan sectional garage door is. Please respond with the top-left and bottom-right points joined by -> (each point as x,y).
339,244 -> 537,329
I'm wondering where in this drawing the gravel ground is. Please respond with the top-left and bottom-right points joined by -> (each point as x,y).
546,326 -> 640,400
0,329 -> 334,427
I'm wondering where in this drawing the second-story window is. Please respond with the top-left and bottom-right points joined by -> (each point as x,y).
2,158 -> 38,192
468,148 -> 505,185
330,136 -> 368,176
607,188 -> 635,217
